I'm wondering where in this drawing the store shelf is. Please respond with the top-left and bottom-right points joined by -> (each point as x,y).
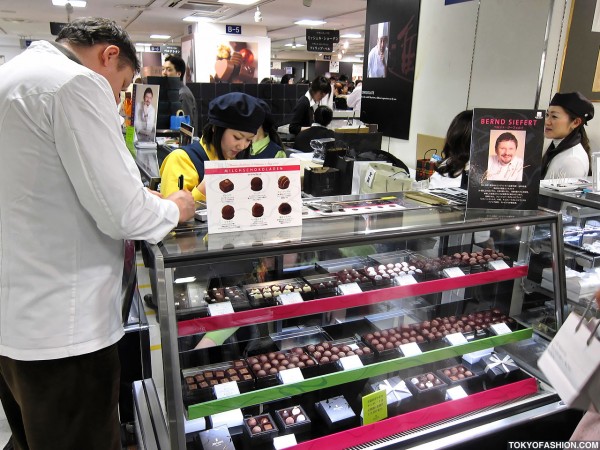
178,265 -> 529,336
187,327 -> 532,419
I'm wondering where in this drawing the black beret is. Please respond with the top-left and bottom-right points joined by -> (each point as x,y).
208,92 -> 265,133
550,91 -> 594,124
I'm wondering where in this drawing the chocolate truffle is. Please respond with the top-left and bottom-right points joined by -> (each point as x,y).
219,178 -> 234,193
252,203 -> 264,218
221,205 -> 235,220
251,176 -> 263,191
278,202 -> 292,215
278,176 -> 290,189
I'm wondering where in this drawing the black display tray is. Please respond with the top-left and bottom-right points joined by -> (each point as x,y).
182,360 -> 254,406
244,278 -> 316,308
305,337 -> 375,375
246,349 -> 319,388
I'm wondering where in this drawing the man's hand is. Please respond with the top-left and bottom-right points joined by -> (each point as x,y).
167,189 -> 195,222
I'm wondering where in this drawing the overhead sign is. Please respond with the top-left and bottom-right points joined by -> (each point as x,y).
50,22 -> 68,36
162,45 -> 181,56
306,29 -> 340,52
149,46 -> 161,52
323,55 -> 332,61
226,24 -> 242,35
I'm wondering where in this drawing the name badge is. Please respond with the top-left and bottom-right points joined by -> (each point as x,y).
490,322 -> 512,335
279,292 -> 303,305
213,380 -> 240,399
339,354 -> 363,370
396,274 -> 418,286
208,301 -> 234,316
445,332 -> 468,346
399,342 -> 422,356
279,367 -> 304,384
338,282 -> 362,295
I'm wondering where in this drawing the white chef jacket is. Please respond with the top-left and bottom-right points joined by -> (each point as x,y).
346,84 -> 362,113
543,141 -> 589,180
367,45 -> 387,78
486,155 -> 524,182
0,41 -> 179,361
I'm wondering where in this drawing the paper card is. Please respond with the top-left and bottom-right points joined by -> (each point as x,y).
488,260 -> 510,270
396,274 -> 418,286
443,267 -> 465,278
348,343 -> 359,351
208,301 -> 234,316
278,367 -> 304,384
213,380 -> 240,399
490,322 -> 512,335
446,385 -> 468,401
399,342 -> 422,357
339,354 -> 363,370
362,389 -> 388,425
205,159 -> 302,234
273,434 -> 298,450
278,292 -> 303,305
210,409 -> 244,428
445,332 -> 469,346
338,282 -> 363,295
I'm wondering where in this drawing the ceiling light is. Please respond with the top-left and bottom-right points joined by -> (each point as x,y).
341,33 -> 362,39
343,41 -> 349,49
338,52 -> 343,59
294,19 -> 326,26
183,16 -> 214,23
254,6 -> 262,22
52,0 -> 86,6
219,0 -> 259,4
285,39 -> 303,48
150,34 -> 171,39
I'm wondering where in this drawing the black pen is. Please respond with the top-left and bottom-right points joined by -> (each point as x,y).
178,175 -> 184,190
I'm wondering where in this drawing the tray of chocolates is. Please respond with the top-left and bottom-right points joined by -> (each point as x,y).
361,326 -> 422,361
301,273 -> 340,298
204,284 -> 250,312
305,338 -> 374,374
181,359 -> 254,406
436,363 -> 482,389
173,281 -> 209,318
245,348 -> 318,388
315,256 -> 379,274
244,278 -> 315,308
363,263 -> 423,285
274,405 -> 311,436
270,326 -> 333,351
242,413 -> 278,445
404,372 -> 448,405
406,248 -> 512,278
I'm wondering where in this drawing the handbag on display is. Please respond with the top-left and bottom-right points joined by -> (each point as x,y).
416,148 -> 440,181
170,109 -> 191,130
537,300 -> 600,411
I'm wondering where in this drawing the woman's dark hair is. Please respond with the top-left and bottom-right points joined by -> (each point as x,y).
309,76 -> 331,97
314,106 -> 333,127
281,74 -> 293,84
202,124 -> 252,160
564,108 -> 591,164
437,110 -> 473,178
56,17 -> 139,72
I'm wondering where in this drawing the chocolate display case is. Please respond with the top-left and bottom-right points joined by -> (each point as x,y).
139,192 -> 569,450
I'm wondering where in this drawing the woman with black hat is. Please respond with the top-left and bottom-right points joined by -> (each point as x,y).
160,92 -> 266,200
541,91 -> 594,179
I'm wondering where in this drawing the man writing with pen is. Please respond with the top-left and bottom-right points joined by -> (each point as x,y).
160,92 -> 266,200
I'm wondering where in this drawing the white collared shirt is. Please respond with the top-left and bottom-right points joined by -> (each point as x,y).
0,41 -> 179,360
486,155 -> 524,182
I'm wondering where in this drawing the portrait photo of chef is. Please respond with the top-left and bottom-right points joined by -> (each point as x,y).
133,84 -> 159,143
367,22 -> 389,78
486,129 -> 526,182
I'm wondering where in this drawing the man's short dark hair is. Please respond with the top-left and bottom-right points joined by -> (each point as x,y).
144,87 -> 153,98
165,55 -> 186,81
495,132 -> 518,150
56,17 -> 140,73
314,106 -> 333,127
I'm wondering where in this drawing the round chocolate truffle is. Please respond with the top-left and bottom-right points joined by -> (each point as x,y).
252,203 -> 264,218
221,205 -> 235,220
278,176 -> 290,189
250,176 -> 263,191
278,202 -> 292,215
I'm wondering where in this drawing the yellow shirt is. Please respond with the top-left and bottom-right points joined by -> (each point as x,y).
159,138 -> 217,202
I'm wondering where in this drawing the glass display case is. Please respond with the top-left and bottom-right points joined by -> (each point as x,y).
139,193 -> 569,450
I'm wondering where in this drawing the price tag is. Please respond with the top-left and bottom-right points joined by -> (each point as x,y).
399,342 -> 422,356
490,322 -> 512,335
361,389 -> 387,425
210,409 -> 244,428
446,385 -> 468,401
208,301 -> 234,316
339,354 -> 363,370
488,260 -> 510,270
396,274 -> 418,286
442,267 -> 465,278
273,434 -> 298,450
338,282 -> 362,295
278,367 -> 304,384
279,292 -> 303,305
445,332 -> 469,346
213,380 -> 240,399
348,343 -> 359,351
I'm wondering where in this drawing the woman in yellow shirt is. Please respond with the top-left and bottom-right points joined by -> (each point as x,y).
160,92 -> 266,200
